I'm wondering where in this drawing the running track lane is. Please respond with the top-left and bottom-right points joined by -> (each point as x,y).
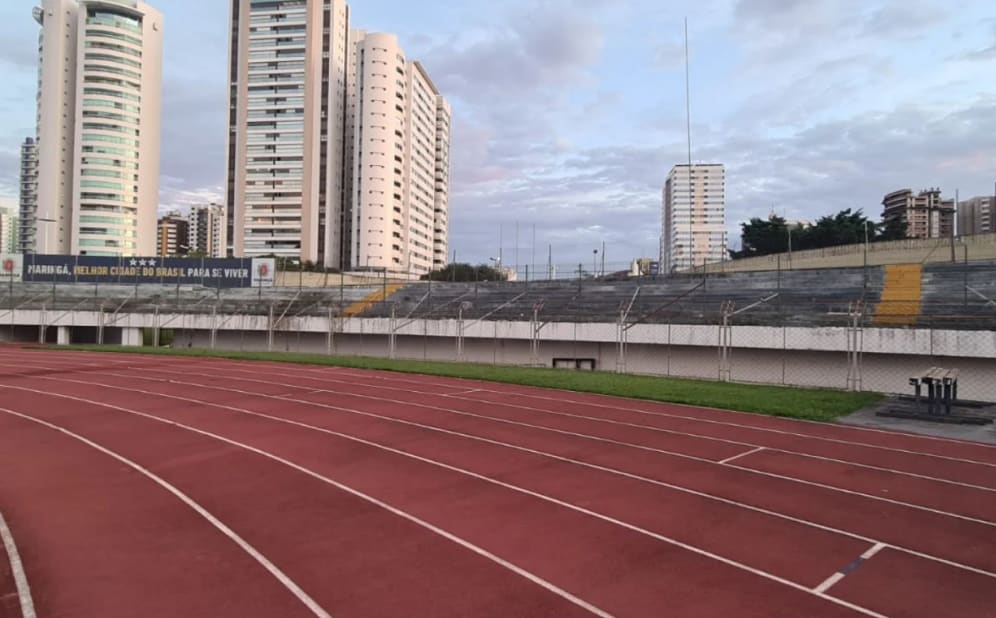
3,350 -> 996,615
0,410 -> 316,617
46,364 -> 996,618
0,511 -> 27,618
0,394 -> 613,618
59,359 -> 996,577
153,361 -> 996,521
0,360 -> 872,616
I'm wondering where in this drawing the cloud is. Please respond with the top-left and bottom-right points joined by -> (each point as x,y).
421,3 -> 605,104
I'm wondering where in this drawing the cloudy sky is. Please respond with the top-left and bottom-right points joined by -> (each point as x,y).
1,0 -> 994,268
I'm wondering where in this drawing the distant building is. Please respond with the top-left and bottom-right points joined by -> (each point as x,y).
156,212 -> 189,257
958,196 -> 994,236
224,1 -> 451,276
187,203 -> 225,257
882,189 -> 954,239
349,32 -> 452,275
661,163 -> 726,272
18,137 -> 37,252
0,208 -> 19,254
32,0 -> 164,257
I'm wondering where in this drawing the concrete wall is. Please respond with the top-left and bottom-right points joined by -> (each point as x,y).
698,232 -> 996,274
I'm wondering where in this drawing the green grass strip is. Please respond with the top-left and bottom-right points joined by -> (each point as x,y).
56,345 -> 880,422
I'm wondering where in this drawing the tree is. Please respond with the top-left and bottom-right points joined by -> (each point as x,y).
875,217 -> 908,242
422,263 -> 506,282
732,215 -> 789,259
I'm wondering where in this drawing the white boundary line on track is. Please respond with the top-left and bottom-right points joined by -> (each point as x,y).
238,359 -> 996,450
11,350 -> 996,453
10,354 -> 996,496
139,360 -> 996,475
8,354 -> 996,495
8,371 -> 996,587
719,447 -> 766,465
0,407 -> 332,618
98,362 -> 996,495
0,399 -> 613,618
814,543 -> 888,594
0,384 -> 883,618
5,358 -> 996,527
15,350 -> 996,456
100,366 -> 996,528
0,510 -> 36,618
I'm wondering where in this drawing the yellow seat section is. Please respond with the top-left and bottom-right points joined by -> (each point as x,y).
874,264 -> 923,326
342,283 -> 407,317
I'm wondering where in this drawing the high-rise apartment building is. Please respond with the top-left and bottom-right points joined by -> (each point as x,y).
882,189 -> 954,240
0,208 -> 18,254
348,33 -> 450,274
225,0 -> 350,266
18,137 -> 37,252
31,0 -> 162,257
958,196 -> 994,236
187,203 -> 225,257
156,211 -> 188,257
661,163 -> 726,273
225,2 -> 451,277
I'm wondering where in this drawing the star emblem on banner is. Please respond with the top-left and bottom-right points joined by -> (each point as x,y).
148,259 -> 157,267
129,259 -> 138,267
138,259 -> 147,266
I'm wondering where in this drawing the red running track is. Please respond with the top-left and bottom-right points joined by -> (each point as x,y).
1,348 -> 995,617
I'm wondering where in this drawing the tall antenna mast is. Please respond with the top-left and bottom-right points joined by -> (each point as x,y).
684,17 -> 694,270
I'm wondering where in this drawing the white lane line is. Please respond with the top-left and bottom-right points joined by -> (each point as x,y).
15,350 -> 996,454
0,384 -> 881,618
813,572 -> 846,595
108,362 -> 996,495
862,542 -> 888,560
66,373 -> 996,582
14,373 -> 996,588
719,447 -> 766,465
0,399 -> 612,618
814,543 -> 888,594
102,366 -> 996,528
0,511 -> 36,618
5,359 -> 996,528
156,360 -> 996,475
0,407 -> 332,618
231,358 -> 996,447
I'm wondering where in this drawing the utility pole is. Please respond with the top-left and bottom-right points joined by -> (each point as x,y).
601,240 -> 605,277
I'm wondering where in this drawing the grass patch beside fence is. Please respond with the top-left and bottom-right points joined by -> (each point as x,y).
57,345 -> 881,422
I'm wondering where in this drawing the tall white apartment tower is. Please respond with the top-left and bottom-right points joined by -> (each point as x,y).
18,138 -> 38,252
349,33 -> 451,275
187,203 -> 225,257
32,0 -> 163,256
661,163 -> 726,273
225,0 -> 350,267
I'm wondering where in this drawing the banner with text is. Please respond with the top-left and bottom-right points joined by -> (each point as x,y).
19,255 -> 276,288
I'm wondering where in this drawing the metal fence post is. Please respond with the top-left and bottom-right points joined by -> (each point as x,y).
267,304 -> 275,352
210,304 -> 218,349
153,305 -> 161,348
38,304 -> 46,344
97,303 -> 105,345
389,303 -> 397,359
718,301 -> 734,382
616,309 -> 627,374
327,306 -> 334,356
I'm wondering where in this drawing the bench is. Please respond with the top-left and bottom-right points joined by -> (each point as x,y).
553,358 -> 597,371
909,367 -> 960,415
